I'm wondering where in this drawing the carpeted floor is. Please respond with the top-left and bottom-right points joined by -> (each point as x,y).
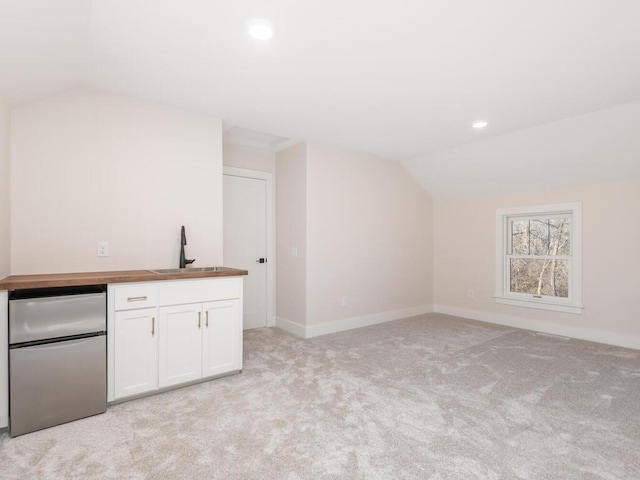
1,313 -> 639,479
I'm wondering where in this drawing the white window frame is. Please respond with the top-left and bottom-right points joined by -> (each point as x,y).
495,202 -> 583,314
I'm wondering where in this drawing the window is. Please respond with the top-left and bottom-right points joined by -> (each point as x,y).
495,202 -> 583,314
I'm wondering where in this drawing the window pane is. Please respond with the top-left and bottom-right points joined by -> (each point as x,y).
510,258 -> 569,298
509,216 -> 571,256
510,220 -> 529,254
549,218 -> 570,255
529,219 -> 549,255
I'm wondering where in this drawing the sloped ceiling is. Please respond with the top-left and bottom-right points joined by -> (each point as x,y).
0,0 -> 90,105
404,100 -> 640,201
1,0 -> 639,198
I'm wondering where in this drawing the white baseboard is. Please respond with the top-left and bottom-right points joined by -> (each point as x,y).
275,316 -> 307,338
276,304 -> 434,339
434,304 -> 640,351
266,314 -> 276,328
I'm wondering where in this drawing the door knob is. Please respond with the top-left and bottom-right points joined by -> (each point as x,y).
256,258 -> 267,263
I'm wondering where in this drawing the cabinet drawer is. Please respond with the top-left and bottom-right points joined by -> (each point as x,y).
114,284 -> 158,311
158,278 -> 241,306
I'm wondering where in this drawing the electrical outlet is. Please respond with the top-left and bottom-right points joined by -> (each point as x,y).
97,241 -> 109,257
468,289 -> 475,299
341,296 -> 348,307
291,247 -> 298,257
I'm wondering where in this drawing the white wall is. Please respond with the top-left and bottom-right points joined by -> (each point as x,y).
223,143 -> 275,173
276,141 -> 434,337
0,94 -> 10,279
275,142 -> 307,330
434,180 -> 640,349
0,94 -> 8,427
401,99 -> 640,349
10,89 -> 223,274
306,142 -> 433,328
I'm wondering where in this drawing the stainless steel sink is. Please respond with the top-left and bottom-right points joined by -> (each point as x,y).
149,267 -> 225,274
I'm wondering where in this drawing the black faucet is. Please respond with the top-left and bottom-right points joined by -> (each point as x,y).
179,225 -> 195,268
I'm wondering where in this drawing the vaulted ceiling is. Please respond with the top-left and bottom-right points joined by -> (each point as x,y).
1,0 -> 639,198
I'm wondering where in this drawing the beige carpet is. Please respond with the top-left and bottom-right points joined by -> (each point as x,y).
1,313 -> 639,479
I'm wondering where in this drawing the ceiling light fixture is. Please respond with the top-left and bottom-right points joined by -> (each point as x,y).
247,19 -> 275,40
472,121 -> 488,129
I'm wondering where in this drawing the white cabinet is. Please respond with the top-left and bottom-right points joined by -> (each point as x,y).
158,298 -> 242,388
158,304 -> 202,388
110,283 -> 159,401
113,284 -> 158,310
108,277 -> 243,402
202,300 -> 241,377
114,307 -> 158,398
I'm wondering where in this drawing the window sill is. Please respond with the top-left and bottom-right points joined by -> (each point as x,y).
494,295 -> 584,314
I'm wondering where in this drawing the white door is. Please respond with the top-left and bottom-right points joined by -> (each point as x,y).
223,174 -> 267,330
158,304 -> 202,388
202,300 -> 241,377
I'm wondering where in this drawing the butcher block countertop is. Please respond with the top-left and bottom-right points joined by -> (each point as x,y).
0,267 -> 248,291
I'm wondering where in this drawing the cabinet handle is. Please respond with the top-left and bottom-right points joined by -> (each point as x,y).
205,311 -> 209,328
151,317 -> 155,336
197,311 -> 201,329
127,296 -> 148,302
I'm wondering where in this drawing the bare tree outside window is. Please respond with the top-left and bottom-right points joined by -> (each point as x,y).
508,216 -> 570,298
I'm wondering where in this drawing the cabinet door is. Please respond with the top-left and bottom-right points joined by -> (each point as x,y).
114,308 -> 158,399
158,304 -> 203,388
202,299 -> 241,378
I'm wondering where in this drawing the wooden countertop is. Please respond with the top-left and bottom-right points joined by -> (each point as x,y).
0,267 -> 248,290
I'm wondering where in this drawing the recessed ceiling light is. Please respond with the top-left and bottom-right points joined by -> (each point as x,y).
472,121 -> 488,129
247,19 -> 275,40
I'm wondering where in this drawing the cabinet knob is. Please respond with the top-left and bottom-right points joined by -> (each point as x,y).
205,311 -> 209,328
197,312 -> 201,329
151,317 -> 155,336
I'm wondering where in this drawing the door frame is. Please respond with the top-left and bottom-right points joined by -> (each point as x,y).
223,166 -> 275,328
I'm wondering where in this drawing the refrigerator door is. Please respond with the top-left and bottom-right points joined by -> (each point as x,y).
9,336 -> 107,437
9,292 -> 106,344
